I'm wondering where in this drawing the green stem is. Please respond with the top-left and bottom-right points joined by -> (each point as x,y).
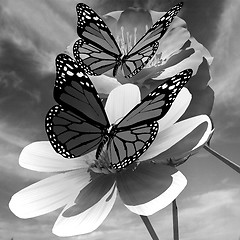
204,145 -> 240,174
172,200 -> 179,240
140,215 -> 159,240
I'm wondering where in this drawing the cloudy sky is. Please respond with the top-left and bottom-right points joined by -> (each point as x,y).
0,0 -> 240,239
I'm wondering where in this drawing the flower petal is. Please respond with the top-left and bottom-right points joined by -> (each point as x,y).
191,118 -> 213,151
117,162 -> 186,215
65,41 -> 121,95
159,87 -> 191,131
187,57 -> 212,91
150,118 -> 213,165
180,86 -> 214,120
114,7 -> 153,42
105,83 -> 140,124
189,37 -> 213,65
153,34 -> 213,81
52,176 -> 117,236
153,49 -> 204,80
9,169 -> 91,218
140,115 -> 212,161
90,75 -> 121,95
104,10 -> 123,22
159,26 -> 190,62
62,173 -> 115,217
19,141 -> 91,172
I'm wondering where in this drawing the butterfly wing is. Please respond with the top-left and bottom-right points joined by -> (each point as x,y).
122,2 -> 183,78
109,69 -> 193,168
46,105 -> 107,158
73,38 -> 121,76
109,121 -> 159,169
117,68 -> 192,128
45,54 -> 110,158
54,54 -> 109,126
74,3 -> 183,78
74,3 -> 122,76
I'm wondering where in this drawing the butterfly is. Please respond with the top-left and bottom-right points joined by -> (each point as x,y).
45,53 -> 192,170
73,2 -> 183,78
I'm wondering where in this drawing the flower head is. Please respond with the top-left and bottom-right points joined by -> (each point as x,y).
103,7 -> 213,84
66,4 -> 214,127
105,7 -> 215,151
9,83 -> 212,236
68,5 -> 212,87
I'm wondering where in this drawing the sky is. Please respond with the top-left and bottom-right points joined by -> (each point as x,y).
0,0 -> 240,239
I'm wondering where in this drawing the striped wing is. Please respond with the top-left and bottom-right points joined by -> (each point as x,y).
74,3 -> 121,76
108,69 -> 193,168
73,38 -> 121,76
109,122 -> 159,169
122,2 -> 183,78
117,68 -> 192,128
54,54 -> 109,126
74,2 -> 183,78
45,54 -> 110,158
46,105 -> 106,158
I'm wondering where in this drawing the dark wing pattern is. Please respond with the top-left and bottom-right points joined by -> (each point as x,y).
46,54 -> 192,170
45,54 -> 110,158
74,2 -> 183,78
122,2 -> 183,78
54,54 -> 109,126
74,3 -> 121,75
121,42 -> 159,78
109,122 -> 159,169
46,105 -> 106,158
73,38 -> 120,76
117,69 -> 193,128
76,3 -> 120,55
109,69 -> 193,168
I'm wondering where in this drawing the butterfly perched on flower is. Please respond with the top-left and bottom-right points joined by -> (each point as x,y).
45,54 -> 192,169
73,2 -> 183,78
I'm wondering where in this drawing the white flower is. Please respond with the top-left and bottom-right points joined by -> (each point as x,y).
9,83 -> 212,237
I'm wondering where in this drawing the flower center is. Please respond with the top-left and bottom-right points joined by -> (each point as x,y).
116,26 -> 162,67
116,26 -> 137,55
88,146 -> 117,175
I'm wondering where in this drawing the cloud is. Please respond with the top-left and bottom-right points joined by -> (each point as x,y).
211,0 -> 240,107
178,188 -> 240,240
1,1 -> 239,240
0,123 -> 31,148
0,0 -> 77,55
91,188 -> 240,240
0,3 -> 78,239
205,0 -> 240,143
0,216 -> 61,240
0,39 -> 57,147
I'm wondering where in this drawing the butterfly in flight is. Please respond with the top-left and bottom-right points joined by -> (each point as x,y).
73,2 -> 183,78
45,54 -> 192,170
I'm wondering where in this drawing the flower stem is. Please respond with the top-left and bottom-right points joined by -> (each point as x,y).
204,145 -> 240,174
172,200 -> 179,240
140,215 -> 159,240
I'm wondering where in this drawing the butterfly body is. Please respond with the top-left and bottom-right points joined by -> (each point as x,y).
46,54 -> 192,170
112,56 -> 122,77
74,2 -> 183,78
